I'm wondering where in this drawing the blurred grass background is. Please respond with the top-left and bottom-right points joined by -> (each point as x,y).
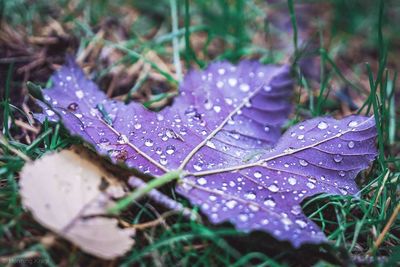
0,0 -> 399,266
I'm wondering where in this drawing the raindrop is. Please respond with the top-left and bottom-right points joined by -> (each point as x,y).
179,127 -> 188,136
264,125 -> 270,132
249,204 -> 259,212
185,107 -> 197,116
263,85 -> 271,92
339,188 -> 348,195
299,159 -> 308,166
197,178 -> 207,185
317,121 -> 328,130
239,213 -> 248,222
297,134 -> 304,140
268,184 -> 279,193
308,177 -> 317,183
213,106 -> 221,113
209,195 -> 217,201
202,203 -> 209,210
281,217 -> 292,226
216,81 -> 224,88
166,129 -> 177,139
204,100 -> 213,110
157,114 -> 164,121
75,90 -> 84,99
262,219 -> 269,225
295,219 -> 307,228
228,78 -> 237,87
348,120 -> 358,128
253,171 -> 262,178
218,68 -> 226,75
230,133 -> 240,140
99,137 -> 109,144
333,154 -> 343,163
284,147 -> 295,153
206,141 -> 216,149
291,205 -> 302,215
306,182 -> 315,189
338,171 -> 346,177
239,83 -> 250,92
144,139 -> 154,147
193,163 -> 203,171
156,147 -> 162,155
226,200 -> 237,209
348,141 -> 355,148
299,125 -> 305,130
225,98 -> 233,105
46,110 -> 55,116
159,157 -> 168,165
244,191 -> 256,200
161,134 -> 168,141
134,123 -> 142,129
67,102 -> 79,111
288,177 -> 297,185
263,198 -> 276,207
166,145 -> 175,155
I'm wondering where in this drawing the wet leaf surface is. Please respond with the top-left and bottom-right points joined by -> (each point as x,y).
33,59 -> 377,247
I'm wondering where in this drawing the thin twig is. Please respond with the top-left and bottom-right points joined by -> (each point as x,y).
373,170 -> 390,208
372,203 -> 400,252
0,134 -> 31,162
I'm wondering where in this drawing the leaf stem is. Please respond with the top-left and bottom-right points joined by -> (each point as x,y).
108,170 -> 183,214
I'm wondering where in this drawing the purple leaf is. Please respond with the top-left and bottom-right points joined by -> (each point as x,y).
34,59 -> 377,247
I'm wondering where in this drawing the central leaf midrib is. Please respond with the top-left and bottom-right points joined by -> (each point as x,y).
177,85 -> 264,171
188,117 -> 374,177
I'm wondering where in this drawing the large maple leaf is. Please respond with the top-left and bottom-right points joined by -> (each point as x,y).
33,58 -> 376,247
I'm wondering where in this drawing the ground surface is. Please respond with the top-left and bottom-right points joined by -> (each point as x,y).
0,0 -> 399,266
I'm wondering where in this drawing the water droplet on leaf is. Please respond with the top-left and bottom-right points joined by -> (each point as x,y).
144,139 -> 154,147
166,145 -> 175,155
333,154 -> 343,163
197,178 -> 207,185
299,159 -> 308,166
317,121 -> 328,130
288,177 -> 297,185
67,103 -> 79,111
348,141 -> 355,148
348,121 -> 358,127
268,184 -> 279,192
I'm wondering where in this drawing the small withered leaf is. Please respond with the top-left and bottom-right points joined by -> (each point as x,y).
19,149 -> 135,259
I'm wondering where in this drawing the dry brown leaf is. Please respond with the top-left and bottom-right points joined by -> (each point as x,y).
19,149 -> 135,260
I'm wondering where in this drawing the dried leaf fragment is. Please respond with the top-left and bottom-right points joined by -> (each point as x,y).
19,149 -> 135,259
